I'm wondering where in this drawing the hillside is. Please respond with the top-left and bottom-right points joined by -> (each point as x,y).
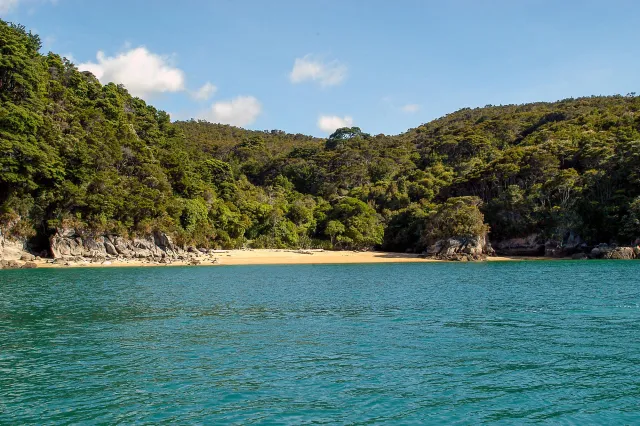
1,20 -> 640,256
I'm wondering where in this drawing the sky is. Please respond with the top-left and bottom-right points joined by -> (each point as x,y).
2,0 -> 639,136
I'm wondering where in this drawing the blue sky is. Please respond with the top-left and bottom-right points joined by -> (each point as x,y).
2,0 -> 639,136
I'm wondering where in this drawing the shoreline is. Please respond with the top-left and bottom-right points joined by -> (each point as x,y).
20,249 -> 547,269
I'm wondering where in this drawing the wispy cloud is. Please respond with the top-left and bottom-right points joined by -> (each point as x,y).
199,96 -> 262,127
191,82 -> 217,101
401,103 -> 421,113
0,0 -> 20,13
290,54 -> 347,87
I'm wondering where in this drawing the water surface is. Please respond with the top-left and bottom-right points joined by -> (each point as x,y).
1,261 -> 639,424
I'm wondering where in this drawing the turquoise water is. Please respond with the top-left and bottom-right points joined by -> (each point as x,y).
1,262 -> 639,424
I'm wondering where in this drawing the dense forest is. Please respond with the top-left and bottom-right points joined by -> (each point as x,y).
2,20 -> 640,254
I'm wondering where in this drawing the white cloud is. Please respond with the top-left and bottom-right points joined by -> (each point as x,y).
317,115 -> 354,133
290,54 -> 347,87
402,103 -> 421,113
78,47 -> 185,98
191,82 -> 217,101
0,0 -> 20,12
200,96 -> 262,127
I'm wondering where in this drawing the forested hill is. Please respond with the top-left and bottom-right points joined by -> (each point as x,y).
2,20 -> 640,254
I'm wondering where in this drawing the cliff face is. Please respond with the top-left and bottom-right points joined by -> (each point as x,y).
46,228 -> 219,265
0,225 -> 36,269
0,230 -> 25,261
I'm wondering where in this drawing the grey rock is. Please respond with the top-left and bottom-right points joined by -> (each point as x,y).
20,253 -> 36,261
104,241 -> 118,256
492,234 -> 545,256
154,231 -> 176,251
426,235 -> 489,261
591,244 -> 612,259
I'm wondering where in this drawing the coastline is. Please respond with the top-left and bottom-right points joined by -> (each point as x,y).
26,249 -> 539,269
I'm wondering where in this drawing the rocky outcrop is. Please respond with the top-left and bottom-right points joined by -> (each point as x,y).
49,228 -> 188,262
493,232 -> 590,258
0,259 -> 22,269
544,232 -> 587,257
0,229 -> 29,261
425,235 -> 492,261
492,234 -> 545,256
590,244 -> 637,260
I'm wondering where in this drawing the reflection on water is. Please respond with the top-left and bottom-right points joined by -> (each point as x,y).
1,262 -> 639,424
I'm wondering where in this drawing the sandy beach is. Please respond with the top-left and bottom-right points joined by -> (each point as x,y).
29,249 -> 527,269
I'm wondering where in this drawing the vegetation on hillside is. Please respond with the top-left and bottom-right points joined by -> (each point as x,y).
2,20 -> 639,252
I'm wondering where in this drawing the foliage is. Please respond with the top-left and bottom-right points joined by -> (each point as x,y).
421,197 -> 489,245
2,20 -> 640,252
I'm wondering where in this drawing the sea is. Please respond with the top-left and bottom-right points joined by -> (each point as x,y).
1,261 -> 639,424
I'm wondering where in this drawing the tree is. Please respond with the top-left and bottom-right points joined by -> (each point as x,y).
328,197 -> 383,249
422,197 -> 489,245
325,220 -> 345,245
325,127 -> 370,150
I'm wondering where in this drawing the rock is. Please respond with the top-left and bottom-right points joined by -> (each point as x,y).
189,259 -> 201,265
1,231 -> 29,261
1,260 -> 21,269
21,261 -> 37,269
154,231 -> 176,251
104,241 -> 118,256
56,227 -> 76,238
82,236 -> 106,257
46,228 -> 188,264
20,253 -> 36,261
426,235 -> 489,261
544,240 -> 561,257
426,240 -> 444,256
132,238 -> 155,251
590,244 -> 612,259
603,247 -> 635,260
112,237 -> 132,256
572,253 -> 589,260
545,232 -> 587,258
492,234 -> 545,256
50,229 -> 77,258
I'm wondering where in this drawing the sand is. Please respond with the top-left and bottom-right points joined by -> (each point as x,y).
30,249 -> 526,269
